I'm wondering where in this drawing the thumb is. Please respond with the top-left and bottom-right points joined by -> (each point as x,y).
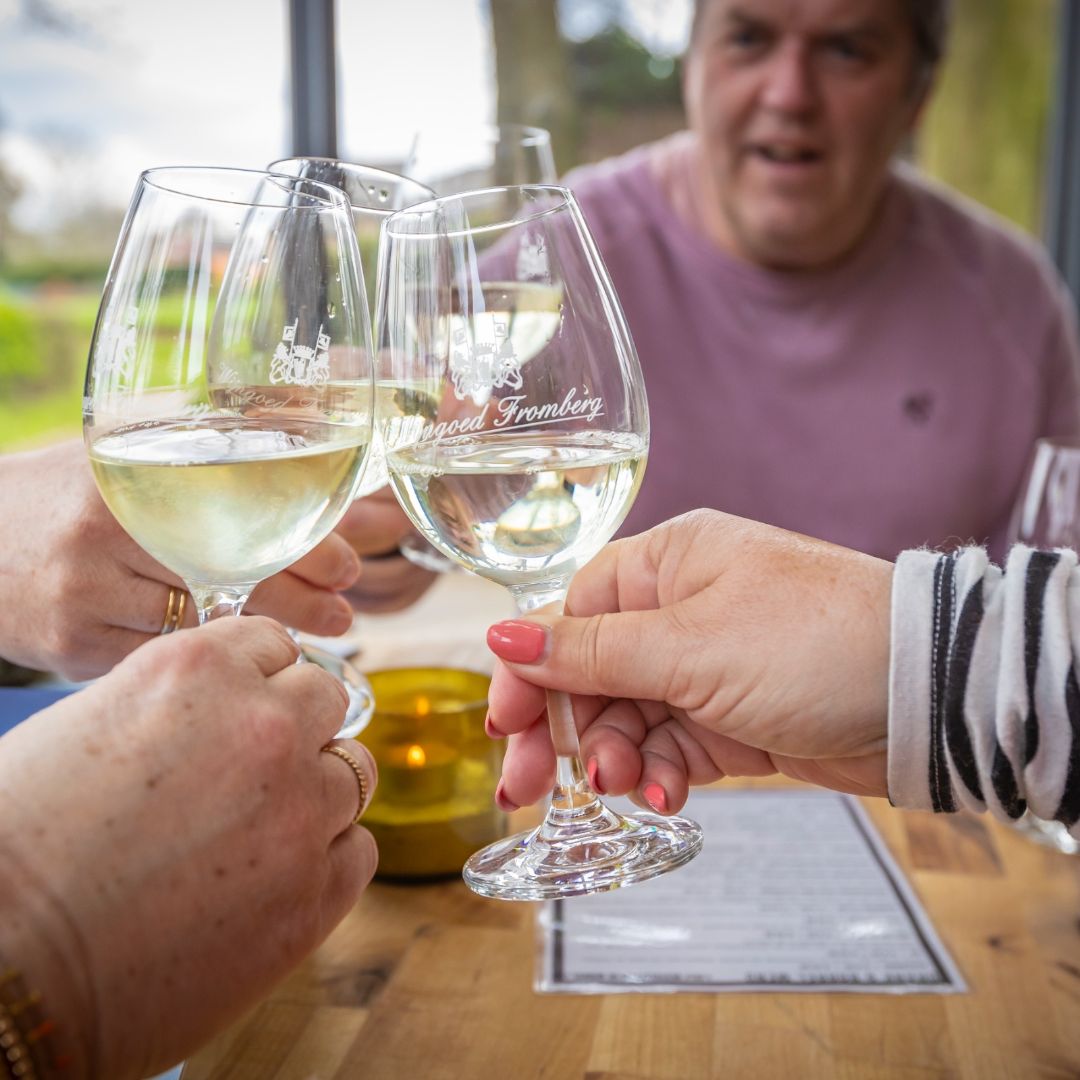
486,608 -> 680,703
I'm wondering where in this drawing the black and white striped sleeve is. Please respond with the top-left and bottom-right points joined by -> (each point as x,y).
888,545 -> 1080,837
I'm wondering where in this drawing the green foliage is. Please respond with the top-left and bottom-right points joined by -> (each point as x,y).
570,26 -> 682,110
0,382 -> 83,452
916,0 -> 1056,234
2,259 -> 109,288
0,294 -> 40,387
0,286 -> 96,450
0,284 -> 308,451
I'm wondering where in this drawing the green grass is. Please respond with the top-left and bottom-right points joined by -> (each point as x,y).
0,388 -> 83,451
0,286 -> 93,450
0,284 -> 225,451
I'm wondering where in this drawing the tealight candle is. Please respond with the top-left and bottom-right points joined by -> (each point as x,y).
381,736 -> 457,804
358,667 -> 507,879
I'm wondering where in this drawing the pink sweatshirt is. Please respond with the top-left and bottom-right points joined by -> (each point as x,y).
568,135 -> 1080,560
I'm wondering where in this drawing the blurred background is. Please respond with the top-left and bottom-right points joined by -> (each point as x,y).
0,0 -> 1073,453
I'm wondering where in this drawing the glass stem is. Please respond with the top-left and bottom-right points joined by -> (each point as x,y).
547,690 -> 600,814
511,580 -> 603,818
188,586 -> 252,625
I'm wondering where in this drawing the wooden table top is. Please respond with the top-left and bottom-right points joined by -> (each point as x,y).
181,781 -> 1080,1080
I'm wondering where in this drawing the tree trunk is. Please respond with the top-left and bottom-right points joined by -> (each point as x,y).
916,0 -> 1056,234
489,0 -> 582,175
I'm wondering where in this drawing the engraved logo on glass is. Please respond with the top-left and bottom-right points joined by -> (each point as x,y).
215,363 -> 294,411
449,317 -> 523,401
516,233 -> 549,282
96,304 -> 138,379
419,387 -> 605,444
270,317 -> 330,387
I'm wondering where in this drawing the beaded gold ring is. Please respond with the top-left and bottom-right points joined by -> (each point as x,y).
320,745 -> 371,824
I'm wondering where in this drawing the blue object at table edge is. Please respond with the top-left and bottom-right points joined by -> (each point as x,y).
0,685 -> 77,737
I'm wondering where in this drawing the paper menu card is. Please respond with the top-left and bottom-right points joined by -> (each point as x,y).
538,789 -> 964,994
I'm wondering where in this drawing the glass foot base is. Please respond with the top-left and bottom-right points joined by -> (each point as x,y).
462,799 -> 703,901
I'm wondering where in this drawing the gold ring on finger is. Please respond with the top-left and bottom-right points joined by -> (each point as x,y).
320,745 -> 370,824
160,586 -> 187,635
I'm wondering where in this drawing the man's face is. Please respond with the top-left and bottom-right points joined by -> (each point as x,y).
684,0 -> 925,269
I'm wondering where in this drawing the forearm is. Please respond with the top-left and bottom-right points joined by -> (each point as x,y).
888,545 -> 1080,834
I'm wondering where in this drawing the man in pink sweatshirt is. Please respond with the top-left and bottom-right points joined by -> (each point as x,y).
567,0 -> 1080,560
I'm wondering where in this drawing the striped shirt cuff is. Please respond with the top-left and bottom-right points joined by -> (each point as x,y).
888,545 -> 1080,837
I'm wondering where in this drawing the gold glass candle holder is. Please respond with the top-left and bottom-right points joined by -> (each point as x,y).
359,667 -> 507,879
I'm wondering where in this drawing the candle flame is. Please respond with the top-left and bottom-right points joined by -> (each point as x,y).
415,695 -> 431,717
406,744 -> 427,768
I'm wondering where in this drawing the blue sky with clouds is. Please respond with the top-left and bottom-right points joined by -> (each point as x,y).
0,0 -> 293,230
0,0 -> 689,235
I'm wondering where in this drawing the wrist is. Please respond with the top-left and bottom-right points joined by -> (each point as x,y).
0,964 -> 74,1079
0,843 -> 94,1079
855,553 -> 894,746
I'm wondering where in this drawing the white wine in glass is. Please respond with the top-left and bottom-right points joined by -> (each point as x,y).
91,418 -> 366,587
378,185 -> 703,900
390,125 -> 559,573
84,167 -> 375,677
389,431 -> 646,585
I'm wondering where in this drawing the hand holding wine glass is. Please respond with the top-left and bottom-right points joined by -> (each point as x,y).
377,185 -> 703,899
84,167 -> 375,735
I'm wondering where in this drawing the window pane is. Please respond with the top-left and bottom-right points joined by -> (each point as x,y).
337,0 -> 494,169
915,0 -> 1060,236
0,0 -> 288,451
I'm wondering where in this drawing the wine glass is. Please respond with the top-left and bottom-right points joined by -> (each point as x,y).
377,185 -> 704,900
1006,436 -> 1080,854
268,158 -> 434,502
393,125 -> 559,571
402,122 -> 558,196
84,166 -> 375,733
270,157 -> 453,575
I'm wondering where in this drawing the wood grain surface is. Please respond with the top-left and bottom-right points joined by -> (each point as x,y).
181,785 -> 1080,1080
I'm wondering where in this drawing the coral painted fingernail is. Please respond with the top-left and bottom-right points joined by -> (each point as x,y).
486,620 -> 549,664
643,783 -> 668,814
494,780 -> 519,813
587,756 -> 606,795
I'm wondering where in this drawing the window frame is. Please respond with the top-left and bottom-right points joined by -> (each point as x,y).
1045,0 -> 1080,306
288,0 -> 338,159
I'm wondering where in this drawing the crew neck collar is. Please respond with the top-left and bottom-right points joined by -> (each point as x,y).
631,134 -> 910,304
